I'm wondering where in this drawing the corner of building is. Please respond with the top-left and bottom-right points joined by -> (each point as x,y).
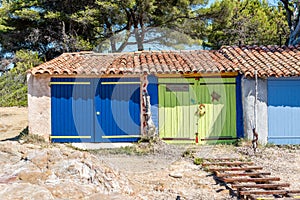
27,73 -> 51,142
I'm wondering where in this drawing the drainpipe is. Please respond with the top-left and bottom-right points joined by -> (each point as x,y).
252,70 -> 258,153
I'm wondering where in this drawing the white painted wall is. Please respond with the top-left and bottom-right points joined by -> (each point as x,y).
241,77 -> 268,144
27,74 -> 51,141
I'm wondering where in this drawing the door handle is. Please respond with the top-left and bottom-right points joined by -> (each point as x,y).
96,111 -> 100,116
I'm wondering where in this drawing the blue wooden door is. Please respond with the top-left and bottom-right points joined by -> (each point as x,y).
51,78 -> 94,142
94,78 -> 141,142
268,78 -> 300,144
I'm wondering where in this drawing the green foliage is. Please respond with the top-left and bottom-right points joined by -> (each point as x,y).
0,0 -> 210,57
279,0 -> 300,45
193,157 -> 204,165
0,0 -> 292,57
92,0 -> 209,52
0,85 -> 28,107
0,50 -> 43,107
205,0 -> 289,49
0,0 -> 103,60
88,144 -> 152,156
182,148 -> 196,158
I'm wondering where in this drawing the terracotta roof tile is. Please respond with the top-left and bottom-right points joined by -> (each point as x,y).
30,50 -> 238,76
220,45 -> 300,77
30,46 -> 300,78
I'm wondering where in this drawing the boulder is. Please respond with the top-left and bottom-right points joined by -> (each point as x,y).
0,183 -> 54,200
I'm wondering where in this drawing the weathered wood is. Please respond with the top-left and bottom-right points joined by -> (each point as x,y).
208,166 -> 263,172
232,183 -> 290,189
216,172 -> 271,178
222,177 -> 280,183
248,195 -> 274,200
247,194 -> 300,200
240,190 -> 300,196
287,194 -> 300,199
203,158 -> 298,199
202,161 -> 254,166
240,190 -> 286,196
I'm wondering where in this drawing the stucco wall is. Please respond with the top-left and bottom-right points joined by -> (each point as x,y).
241,77 -> 268,144
27,74 -> 51,141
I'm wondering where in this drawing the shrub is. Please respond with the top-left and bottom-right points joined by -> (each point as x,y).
0,50 -> 43,107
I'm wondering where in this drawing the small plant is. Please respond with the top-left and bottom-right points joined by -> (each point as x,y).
182,149 -> 195,158
193,157 -> 204,165
265,142 -> 276,148
138,136 -> 152,143
88,144 -> 153,156
202,167 -> 209,172
235,138 -> 253,147
18,126 -> 46,144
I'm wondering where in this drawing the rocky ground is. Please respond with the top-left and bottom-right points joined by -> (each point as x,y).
0,107 -> 299,200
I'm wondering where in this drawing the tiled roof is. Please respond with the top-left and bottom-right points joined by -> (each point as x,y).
29,46 -> 300,78
29,50 -> 239,76
220,45 -> 300,77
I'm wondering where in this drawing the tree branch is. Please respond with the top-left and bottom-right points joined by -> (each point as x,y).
116,30 -> 131,52
281,0 -> 293,30
290,18 -> 300,44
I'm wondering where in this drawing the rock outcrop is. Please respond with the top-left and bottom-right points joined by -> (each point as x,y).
0,141 -> 133,200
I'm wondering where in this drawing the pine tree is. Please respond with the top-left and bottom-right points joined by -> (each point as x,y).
205,0 -> 289,49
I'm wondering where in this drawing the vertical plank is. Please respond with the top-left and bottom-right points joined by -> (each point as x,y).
51,78 -> 93,143
95,77 -> 141,142
147,75 -> 159,129
268,79 -> 300,144
236,75 -> 244,138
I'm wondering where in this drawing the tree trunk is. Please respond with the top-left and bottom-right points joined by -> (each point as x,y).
281,0 -> 300,45
107,23 -> 117,53
62,21 -> 69,52
117,30 -> 131,52
110,36 -> 117,53
134,25 -> 145,51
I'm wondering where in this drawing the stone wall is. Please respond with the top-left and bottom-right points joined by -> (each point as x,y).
27,74 -> 51,141
241,77 -> 268,144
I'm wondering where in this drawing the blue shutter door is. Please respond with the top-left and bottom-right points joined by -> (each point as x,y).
51,78 -> 94,142
94,78 -> 141,142
236,75 -> 244,138
147,75 -> 159,129
268,78 -> 300,144
51,77 -> 141,143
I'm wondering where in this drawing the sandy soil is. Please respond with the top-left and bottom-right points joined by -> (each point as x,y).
0,107 -> 28,141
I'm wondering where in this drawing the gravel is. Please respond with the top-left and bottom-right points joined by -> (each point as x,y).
95,141 -> 300,200
0,132 -> 299,199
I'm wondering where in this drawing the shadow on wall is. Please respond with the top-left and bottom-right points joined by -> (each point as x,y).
241,77 -> 268,144
243,77 -> 267,102
27,74 -> 51,98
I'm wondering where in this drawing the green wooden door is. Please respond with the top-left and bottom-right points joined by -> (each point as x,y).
158,77 -> 236,144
